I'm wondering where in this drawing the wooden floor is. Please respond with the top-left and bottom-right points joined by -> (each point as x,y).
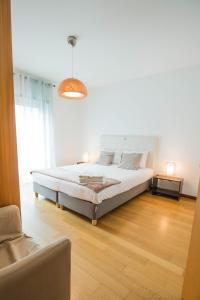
21,184 -> 195,300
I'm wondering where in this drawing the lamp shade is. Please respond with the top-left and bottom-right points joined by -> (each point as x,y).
166,161 -> 176,176
58,77 -> 87,100
82,152 -> 89,163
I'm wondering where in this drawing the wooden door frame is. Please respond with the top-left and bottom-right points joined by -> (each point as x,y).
0,0 -> 20,208
182,182 -> 200,300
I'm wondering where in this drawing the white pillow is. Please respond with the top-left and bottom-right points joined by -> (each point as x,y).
140,151 -> 149,168
119,151 -> 148,168
118,153 -> 142,170
113,151 -> 122,164
96,151 -> 114,165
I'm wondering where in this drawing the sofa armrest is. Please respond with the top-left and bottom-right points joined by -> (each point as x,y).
0,205 -> 22,238
0,237 -> 71,300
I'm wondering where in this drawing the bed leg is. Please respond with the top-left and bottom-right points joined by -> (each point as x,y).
35,192 -> 39,199
92,219 -> 97,226
60,204 -> 64,210
56,203 -> 60,208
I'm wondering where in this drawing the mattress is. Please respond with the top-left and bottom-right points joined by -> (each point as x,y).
32,163 -> 153,204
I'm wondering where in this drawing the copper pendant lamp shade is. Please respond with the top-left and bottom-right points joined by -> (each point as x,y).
58,36 -> 88,100
58,77 -> 87,99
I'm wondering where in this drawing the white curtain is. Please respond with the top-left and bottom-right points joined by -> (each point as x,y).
14,72 -> 55,184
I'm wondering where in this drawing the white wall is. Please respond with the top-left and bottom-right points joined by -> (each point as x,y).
82,67 -> 200,196
53,94 -> 84,166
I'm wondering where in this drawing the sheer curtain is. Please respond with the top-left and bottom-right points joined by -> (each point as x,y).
14,72 -> 55,184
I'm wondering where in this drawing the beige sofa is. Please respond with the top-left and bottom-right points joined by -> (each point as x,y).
0,205 -> 71,300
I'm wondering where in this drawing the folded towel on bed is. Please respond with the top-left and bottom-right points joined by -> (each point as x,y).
79,175 -> 104,184
79,178 -> 121,192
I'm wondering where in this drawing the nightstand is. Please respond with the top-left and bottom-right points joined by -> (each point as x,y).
152,175 -> 183,200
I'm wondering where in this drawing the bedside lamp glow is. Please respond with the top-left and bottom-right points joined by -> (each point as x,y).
82,152 -> 89,163
166,162 -> 176,176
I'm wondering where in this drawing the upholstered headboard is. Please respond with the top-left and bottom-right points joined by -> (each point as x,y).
100,135 -> 159,171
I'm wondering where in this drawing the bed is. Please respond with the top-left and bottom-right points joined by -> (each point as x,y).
32,135 -> 159,225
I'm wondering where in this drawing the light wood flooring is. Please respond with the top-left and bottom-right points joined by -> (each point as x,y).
20,184 -> 195,300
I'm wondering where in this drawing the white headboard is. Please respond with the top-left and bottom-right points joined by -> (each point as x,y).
100,135 -> 159,170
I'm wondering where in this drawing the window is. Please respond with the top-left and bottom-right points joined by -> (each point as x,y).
14,72 -> 55,184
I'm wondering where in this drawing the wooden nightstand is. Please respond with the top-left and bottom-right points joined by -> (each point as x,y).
152,175 -> 183,200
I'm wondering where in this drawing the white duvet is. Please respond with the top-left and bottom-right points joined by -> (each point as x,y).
32,163 -> 153,204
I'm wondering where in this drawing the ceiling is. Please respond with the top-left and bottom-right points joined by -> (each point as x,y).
12,0 -> 200,87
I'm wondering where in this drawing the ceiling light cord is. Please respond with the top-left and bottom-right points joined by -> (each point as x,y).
71,45 -> 74,78
68,35 -> 77,78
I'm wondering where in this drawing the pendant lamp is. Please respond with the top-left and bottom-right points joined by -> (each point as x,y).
58,36 -> 88,100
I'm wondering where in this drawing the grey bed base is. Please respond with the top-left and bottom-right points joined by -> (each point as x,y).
33,180 -> 151,225
33,182 -> 58,205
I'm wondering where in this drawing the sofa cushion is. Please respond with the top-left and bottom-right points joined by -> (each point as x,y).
0,235 -> 39,269
0,205 -> 21,242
